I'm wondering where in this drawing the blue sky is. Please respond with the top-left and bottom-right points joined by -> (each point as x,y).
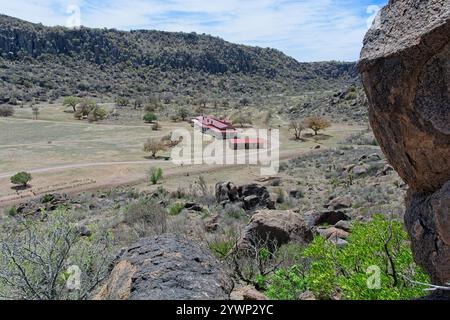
0,0 -> 388,62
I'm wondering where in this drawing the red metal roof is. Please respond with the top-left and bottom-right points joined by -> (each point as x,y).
230,138 -> 265,145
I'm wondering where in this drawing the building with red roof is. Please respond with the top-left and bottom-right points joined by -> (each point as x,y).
192,116 -> 238,140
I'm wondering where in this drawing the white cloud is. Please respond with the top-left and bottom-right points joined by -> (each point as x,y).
0,0 -> 387,61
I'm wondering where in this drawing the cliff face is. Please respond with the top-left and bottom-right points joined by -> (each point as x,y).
0,14 -> 359,103
359,0 -> 450,288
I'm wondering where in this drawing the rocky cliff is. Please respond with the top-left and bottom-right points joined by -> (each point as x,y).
359,0 -> 450,289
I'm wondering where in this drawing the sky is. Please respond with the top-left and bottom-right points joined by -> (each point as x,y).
0,0 -> 388,62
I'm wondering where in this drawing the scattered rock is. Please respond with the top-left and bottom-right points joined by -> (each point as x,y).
311,210 -> 351,226
317,227 -> 349,240
352,165 -> 368,176
328,237 -> 348,248
185,202 -> 203,212
325,196 -> 352,210
240,210 -> 314,250
298,291 -> 316,300
76,224 -> 92,237
95,234 -> 233,300
289,188 -> 303,199
335,220 -> 351,232
242,288 -> 268,301
215,181 -> 239,203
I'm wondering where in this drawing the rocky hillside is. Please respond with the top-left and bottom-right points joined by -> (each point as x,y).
0,14 -> 358,104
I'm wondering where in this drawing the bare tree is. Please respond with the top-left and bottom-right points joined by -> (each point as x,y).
289,120 -> 305,140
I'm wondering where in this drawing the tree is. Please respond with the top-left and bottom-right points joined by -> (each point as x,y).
143,139 -> 168,158
115,97 -> 129,107
87,107 -> 107,123
231,113 -> 252,128
177,107 -> 189,121
305,116 -> 331,135
32,106 -> 39,120
0,105 -> 14,117
289,121 -> 305,140
63,96 -> 79,112
10,172 -> 32,188
161,92 -> 175,104
239,97 -> 251,106
143,112 -> 158,123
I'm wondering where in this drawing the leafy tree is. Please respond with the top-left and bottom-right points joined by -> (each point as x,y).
176,107 -> 189,121
239,97 -> 251,106
10,172 -> 32,188
304,116 -> 331,135
231,113 -> 252,128
63,96 -> 79,112
0,105 -> 14,117
143,112 -> 158,123
149,167 -> 163,185
303,216 -> 428,300
289,121 -> 305,140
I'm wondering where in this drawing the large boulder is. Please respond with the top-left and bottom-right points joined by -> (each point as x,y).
359,0 -> 450,286
240,210 -> 313,249
95,234 -> 233,300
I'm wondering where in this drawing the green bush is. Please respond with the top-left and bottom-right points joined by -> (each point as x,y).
303,215 -> 428,300
143,112 -> 157,123
167,202 -> 185,216
265,265 -> 308,300
10,171 -> 32,188
148,167 -> 163,185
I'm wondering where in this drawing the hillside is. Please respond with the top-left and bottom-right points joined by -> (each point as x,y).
0,14 -> 359,104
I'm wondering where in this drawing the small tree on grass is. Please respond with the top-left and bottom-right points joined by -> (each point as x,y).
10,172 -> 32,189
0,105 -> 14,117
115,97 -> 129,107
289,121 -> 305,140
63,96 -> 79,112
148,167 -> 163,185
144,139 -> 168,158
231,113 -> 252,128
305,116 -> 331,136
143,112 -> 158,123
177,107 -> 189,122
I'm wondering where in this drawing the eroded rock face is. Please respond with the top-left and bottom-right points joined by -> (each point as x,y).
359,0 -> 450,285
95,234 -> 233,300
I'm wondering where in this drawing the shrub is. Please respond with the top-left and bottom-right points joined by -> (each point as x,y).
0,105 -> 14,117
265,265 -> 308,300
208,234 -> 236,259
10,172 -> 32,188
148,167 -> 163,185
143,112 -> 157,123
115,96 -> 129,107
0,209 -> 112,300
5,206 -> 17,217
124,198 -> 167,237
303,215 -> 428,300
151,122 -> 161,131
167,202 -> 185,216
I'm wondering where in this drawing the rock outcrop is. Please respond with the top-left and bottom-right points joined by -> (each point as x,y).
359,0 -> 450,286
215,182 -> 275,211
95,234 -> 233,300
